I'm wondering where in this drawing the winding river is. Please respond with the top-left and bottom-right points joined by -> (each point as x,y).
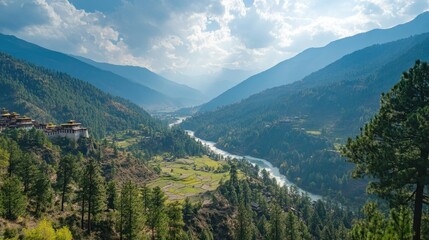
169,117 -> 322,201
185,130 -> 322,201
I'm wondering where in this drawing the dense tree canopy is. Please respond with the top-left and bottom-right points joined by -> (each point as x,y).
343,60 -> 429,239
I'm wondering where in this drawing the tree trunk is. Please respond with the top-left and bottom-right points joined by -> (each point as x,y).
87,175 -> 92,233
61,170 -> 67,211
413,182 -> 424,240
7,191 -> 11,219
81,195 -> 85,229
87,195 -> 91,233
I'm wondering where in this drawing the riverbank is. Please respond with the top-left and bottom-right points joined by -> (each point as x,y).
185,130 -> 322,201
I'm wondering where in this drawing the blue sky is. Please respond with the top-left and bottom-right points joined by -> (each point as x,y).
0,0 -> 428,86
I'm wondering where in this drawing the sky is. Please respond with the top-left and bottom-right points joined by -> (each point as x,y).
0,0 -> 428,88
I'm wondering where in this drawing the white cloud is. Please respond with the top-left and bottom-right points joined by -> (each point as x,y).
0,0 -> 51,31
4,0 -> 151,67
0,0 -> 428,85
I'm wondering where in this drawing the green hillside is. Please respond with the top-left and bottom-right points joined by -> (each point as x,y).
182,33 -> 429,202
0,34 -> 176,111
0,52 -> 156,138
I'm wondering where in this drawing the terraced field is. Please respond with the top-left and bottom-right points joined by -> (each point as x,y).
148,156 -> 230,200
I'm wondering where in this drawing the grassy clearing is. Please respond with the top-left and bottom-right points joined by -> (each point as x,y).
148,156 -> 230,201
104,130 -> 141,149
105,132 -> 236,201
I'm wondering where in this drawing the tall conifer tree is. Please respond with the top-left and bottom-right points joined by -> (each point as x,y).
1,176 -> 26,220
117,181 -> 144,240
57,154 -> 77,211
148,186 -> 167,240
344,61 -> 429,239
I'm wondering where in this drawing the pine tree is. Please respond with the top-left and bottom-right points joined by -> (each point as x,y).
229,185 -> 239,206
234,201 -> 253,240
285,211 -> 300,240
182,197 -> 194,225
141,184 -> 152,215
166,201 -> 185,240
298,220 -> 312,240
78,158 -> 106,233
349,203 -> 387,240
309,210 -> 323,238
229,163 -> 239,189
343,61 -> 429,239
386,206 -> 413,240
1,176 -> 27,220
257,215 -> 270,240
107,181 -> 117,210
16,153 -> 37,193
269,204 -> 284,240
349,204 -> 412,240
240,180 -> 252,207
148,186 -> 167,240
30,167 -> 53,217
6,140 -> 22,177
117,181 -> 144,240
56,154 -> 77,211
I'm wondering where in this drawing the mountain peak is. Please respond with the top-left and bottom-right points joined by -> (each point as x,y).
199,12 -> 429,112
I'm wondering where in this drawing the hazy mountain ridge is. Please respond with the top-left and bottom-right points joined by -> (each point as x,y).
75,56 -> 205,107
199,11 -> 429,112
200,68 -> 256,99
0,33 -> 177,111
185,32 -> 429,142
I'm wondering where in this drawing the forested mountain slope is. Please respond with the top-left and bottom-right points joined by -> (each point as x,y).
0,33 -> 175,111
0,53 -> 158,137
185,33 -> 429,140
182,33 -> 429,201
200,11 -> 429,112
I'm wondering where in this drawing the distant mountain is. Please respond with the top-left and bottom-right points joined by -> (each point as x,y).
202,68 -> 255,99
74,56 -> 205,106
0,33 -> 176,111
0,52 -> 154,138
200,11 -> 429,111
160,68 -> 255,100
182,32 -> 429,200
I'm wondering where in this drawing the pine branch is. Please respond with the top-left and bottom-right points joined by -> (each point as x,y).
402,190 -> 416,205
